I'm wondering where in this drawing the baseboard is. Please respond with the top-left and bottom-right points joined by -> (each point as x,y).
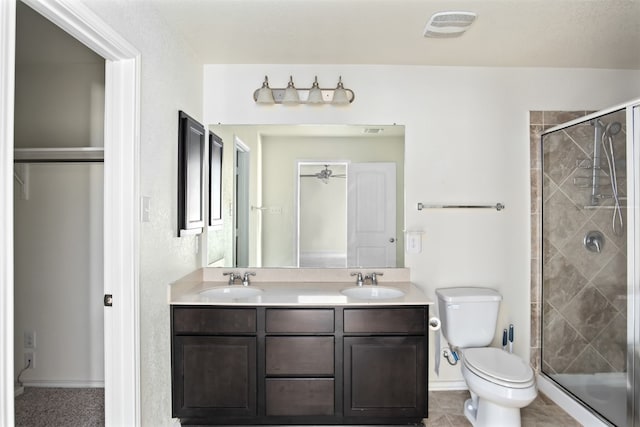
428,380 -> 468,391
14,385 -> 24,396
21,380 -> 104,388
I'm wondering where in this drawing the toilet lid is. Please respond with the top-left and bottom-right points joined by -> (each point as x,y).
463,347 -> 535,387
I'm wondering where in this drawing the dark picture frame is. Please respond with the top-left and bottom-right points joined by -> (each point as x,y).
209,131 -> 223,226
178,111 -> 205,235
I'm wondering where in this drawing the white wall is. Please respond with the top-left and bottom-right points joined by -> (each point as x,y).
204,65 -> 640,386
80,1 -> 203,424
14,164 -> 104,385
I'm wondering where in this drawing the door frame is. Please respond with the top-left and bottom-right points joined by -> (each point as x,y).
234,136 -> 250,267
0,0 -> 140,425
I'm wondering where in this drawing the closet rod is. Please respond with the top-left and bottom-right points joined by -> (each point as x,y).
14,147 -> 104,163
417,202 -> 505,211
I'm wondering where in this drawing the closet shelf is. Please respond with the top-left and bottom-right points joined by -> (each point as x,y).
14,147 -> 104,163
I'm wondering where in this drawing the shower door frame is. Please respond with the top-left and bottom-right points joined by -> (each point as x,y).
538,98 -> 640,427
631,103 -> 639,427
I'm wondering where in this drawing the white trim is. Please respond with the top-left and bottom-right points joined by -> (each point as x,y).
428,380 -> 468,391
103,55 -> 141,427
1,1 -> 141,426
21,380 -> 106,388
537,375 -> 609,427
21,0 -> 138,61
0,1 -> 16,425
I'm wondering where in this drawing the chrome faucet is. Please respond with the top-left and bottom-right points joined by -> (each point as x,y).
350,272 -> 364,286
365,272 -> 384,285
223,272 -> 241,285
242,272 -> 256,286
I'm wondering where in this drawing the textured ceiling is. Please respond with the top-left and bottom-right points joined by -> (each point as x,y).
151,0 -> 640,69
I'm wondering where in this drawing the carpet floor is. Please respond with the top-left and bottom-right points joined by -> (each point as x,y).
15,387 -> 104,427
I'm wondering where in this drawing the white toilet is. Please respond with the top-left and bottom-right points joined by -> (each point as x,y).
436,287 -> 537,427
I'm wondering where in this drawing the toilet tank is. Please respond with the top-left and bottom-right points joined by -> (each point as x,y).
436,287 -> 502,348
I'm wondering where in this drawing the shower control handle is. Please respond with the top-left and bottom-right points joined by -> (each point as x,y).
584,231 -> 604,253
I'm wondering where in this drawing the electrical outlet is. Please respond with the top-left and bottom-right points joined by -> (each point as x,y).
24,351 -> 35,369
24,330 -> 35,349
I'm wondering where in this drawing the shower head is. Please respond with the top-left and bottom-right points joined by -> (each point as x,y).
604,121 -> 622,136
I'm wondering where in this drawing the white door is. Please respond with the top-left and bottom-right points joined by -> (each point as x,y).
347,162 -> 396,267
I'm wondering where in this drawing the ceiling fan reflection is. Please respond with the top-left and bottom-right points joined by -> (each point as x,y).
300,165 -> 346,183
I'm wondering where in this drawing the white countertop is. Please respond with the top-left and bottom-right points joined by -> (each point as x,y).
169,281 -> 433,306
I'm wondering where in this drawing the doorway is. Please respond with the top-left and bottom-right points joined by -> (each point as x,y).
13,1 -> 105,420
0,0 -> 140,425
297,162 -> 348,268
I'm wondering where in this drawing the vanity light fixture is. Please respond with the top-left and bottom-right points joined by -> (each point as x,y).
255,76 -> 275,104
331,76 -> 349,105
282,76 -> 300,105
253,75 -> 355,105
307,76 -> 324,104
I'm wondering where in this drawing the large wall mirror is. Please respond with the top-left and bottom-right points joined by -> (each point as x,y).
207,124 -> 405,268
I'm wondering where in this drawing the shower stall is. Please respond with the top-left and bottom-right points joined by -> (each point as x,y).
539,100 -> 639,426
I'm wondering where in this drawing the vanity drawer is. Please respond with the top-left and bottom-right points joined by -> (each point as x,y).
173,307 -> 256,334
344,308 -> 426,334
266,379 -> 334,416
266,337 -> 334,375
266,309 -> 334,333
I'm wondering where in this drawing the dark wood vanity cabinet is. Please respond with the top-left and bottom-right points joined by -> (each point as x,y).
171,308 -> 257,418
343,308 -> 427,419
171,305 -> 428,425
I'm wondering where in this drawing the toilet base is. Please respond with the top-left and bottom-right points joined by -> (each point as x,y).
464,397 -> 522,427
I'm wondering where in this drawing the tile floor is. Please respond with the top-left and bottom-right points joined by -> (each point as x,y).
14,386 -> 582,427
425,390 -> 582,427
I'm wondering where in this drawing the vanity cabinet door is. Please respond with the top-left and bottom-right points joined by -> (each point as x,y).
172,336 -> 257,418
344,336 -> 426,418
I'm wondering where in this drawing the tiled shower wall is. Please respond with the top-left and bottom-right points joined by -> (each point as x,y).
530,110 -> 627,376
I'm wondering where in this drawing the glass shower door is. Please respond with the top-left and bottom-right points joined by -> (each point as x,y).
541,107 -> 632,426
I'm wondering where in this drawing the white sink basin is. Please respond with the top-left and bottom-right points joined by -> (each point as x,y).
200,286 -> 263,299
341,286 -> 405,300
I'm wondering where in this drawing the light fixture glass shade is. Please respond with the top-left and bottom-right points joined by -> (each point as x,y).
331,76 -> 349,105
282,75 -> 300,105
255,76 -> 275,104
306,76 -> 324,104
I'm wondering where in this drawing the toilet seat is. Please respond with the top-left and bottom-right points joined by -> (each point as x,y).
463,347 -> 535,389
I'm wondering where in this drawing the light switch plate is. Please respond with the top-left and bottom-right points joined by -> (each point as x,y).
406,232 -> 422,254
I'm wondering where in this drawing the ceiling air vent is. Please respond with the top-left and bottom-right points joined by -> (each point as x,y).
363,128 -> 384,134
423,11 -> 477,38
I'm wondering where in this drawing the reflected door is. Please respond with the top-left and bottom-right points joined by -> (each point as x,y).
347,163 -> 396,267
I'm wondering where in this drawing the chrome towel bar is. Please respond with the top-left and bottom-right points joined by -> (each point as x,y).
417,203 -> 505,211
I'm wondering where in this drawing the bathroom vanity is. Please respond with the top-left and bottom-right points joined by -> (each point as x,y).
169,269 -> 432,426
